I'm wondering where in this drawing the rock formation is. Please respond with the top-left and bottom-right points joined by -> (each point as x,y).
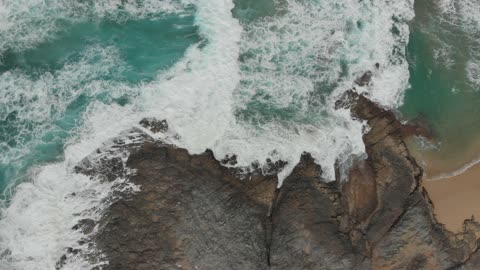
61,91 -> 480,269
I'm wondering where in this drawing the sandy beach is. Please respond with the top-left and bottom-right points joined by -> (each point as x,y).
424,162 -> 480,232
405,136 -> 480,232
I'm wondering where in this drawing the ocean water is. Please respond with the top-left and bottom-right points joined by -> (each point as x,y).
0,0 -> 476,268
401,0 -> 480,178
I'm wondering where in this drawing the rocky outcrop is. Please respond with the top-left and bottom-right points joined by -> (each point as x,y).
139,117 -> 169,133
335,91 -> 480,269
94,142 -> 277,270
268,154 -> 369,270
65,93 -> 480,269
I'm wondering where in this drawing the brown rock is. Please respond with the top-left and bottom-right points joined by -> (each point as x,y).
93,142 -> 277,270
336,90 -> 480,269
269,154 -> 368,270
341,159 -> 377,228
65,90 -> 480,270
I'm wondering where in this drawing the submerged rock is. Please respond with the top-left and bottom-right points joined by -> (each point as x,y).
355,71 -> 373,86
401,118 -> 434,140
66,90 -> 480,269
139,117 -> 169,133
72,219 -> 95,235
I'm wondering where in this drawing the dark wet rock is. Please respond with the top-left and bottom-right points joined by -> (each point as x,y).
220,156 -> 288,180
72,219 -> 96,235
55,248 -> 83,270
355,71 -> 373,86
401,117 -> 434,140
263,158 -> 288,175
66,247 -> 81,256
139,117 -> 168,133
0,248 -> 11,259
74,128 -> 150,182
221,154 -> 238,166
74,90 -> 480,269
55,254 -> 67,270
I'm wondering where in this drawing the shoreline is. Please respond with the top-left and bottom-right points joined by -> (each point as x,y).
83,91 -> 480,269
427,157 -> 480,181
423,162 -> 480,232
404,134 -> 480,232
406,135 -> 480,180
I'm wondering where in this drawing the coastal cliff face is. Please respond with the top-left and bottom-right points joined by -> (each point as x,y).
64,91 -> 480,270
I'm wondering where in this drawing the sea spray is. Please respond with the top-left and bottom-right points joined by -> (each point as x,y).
142,0 -> 415,183
0,1 -> 196,269
0,4 -> 198,195
0,0 -> 418,268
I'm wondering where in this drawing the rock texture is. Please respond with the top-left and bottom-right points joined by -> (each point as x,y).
335,91 -> 480,270
65,93 -> 480,270
95,143 -> 277,270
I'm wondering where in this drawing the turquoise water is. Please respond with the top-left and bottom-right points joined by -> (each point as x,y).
233,0 -> 277,22
1,16 -> 199,83
1,0 -> 480,268
0,0 -> 415,199
401,0 -> 480,174
0,8 -> 199,197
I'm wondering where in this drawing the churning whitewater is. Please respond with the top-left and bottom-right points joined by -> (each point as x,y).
0,0 -> 415,269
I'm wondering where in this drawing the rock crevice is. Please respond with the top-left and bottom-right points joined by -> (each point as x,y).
63,91 -> 480,270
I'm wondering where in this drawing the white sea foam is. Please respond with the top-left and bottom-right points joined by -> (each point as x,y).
0,1 -> 239,268
435,0 -> 480,89
438,0 -> 480,31
0,46 -> 130,188
0,130 -> 142,269
204,0 -> 413,180
0,166 -> 135,270
0,0 -> 417,268
428,157 -> 480,181
0,56 -> 140,269
140,0 -> 243,154
467,59 -> 480,88
0,0 -> 415,184
0,0 -> 191,54
90,0 -> 190,18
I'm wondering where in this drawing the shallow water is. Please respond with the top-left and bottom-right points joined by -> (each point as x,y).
401,0 -> 480,177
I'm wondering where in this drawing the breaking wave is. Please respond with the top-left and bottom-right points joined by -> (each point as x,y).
0,0 -> 416,268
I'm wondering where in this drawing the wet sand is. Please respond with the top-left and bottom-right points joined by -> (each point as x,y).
405,135 -> 480,179
404,135 -> 480,233
423,162 -> 480,232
